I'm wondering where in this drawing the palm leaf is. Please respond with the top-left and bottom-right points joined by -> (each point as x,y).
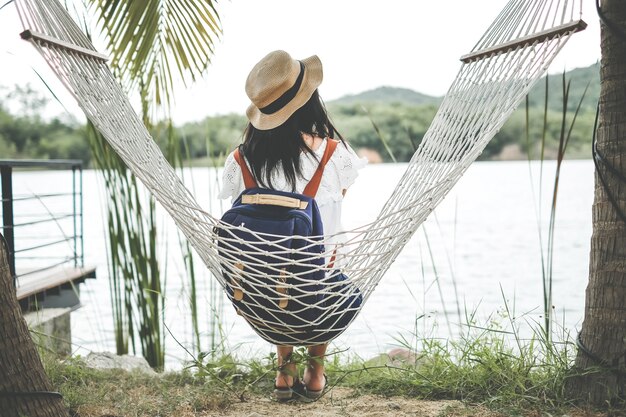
89,0 -> 221,112
86,0 -> 222,367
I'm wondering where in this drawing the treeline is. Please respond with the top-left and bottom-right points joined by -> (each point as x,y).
0,66 -> 598,165
0,85 -> 90,162
0,97 -> 597,166
170,100 -> 597,163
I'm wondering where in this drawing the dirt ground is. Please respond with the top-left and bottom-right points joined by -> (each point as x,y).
195,388 -> 487,417
70,352 -> 615,417
169,387 -> 610,417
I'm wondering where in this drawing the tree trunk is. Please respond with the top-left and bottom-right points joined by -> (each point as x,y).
568,0 -> 626,404
0,238 -> 69,417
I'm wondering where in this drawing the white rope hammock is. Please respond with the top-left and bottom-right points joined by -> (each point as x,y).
14,0 -> 586,345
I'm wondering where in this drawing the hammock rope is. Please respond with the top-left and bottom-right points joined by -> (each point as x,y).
14,0 -> 586,345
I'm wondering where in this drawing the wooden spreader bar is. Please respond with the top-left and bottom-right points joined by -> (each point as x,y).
20,29 -> 109,62
460,19 -> 587,63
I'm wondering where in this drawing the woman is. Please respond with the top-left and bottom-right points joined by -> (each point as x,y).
219,50 -> 366,399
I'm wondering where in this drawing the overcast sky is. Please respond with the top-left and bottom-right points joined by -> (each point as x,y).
0,0 -> 601,125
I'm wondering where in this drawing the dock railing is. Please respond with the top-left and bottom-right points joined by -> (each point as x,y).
0,159 -> 84,288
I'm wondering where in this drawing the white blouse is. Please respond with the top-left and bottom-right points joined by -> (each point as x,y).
218,139 -> 367,239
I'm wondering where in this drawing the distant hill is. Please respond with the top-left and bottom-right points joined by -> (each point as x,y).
322,63 -> 599,162
331,86 -> 442,106
527,62 -> 600,112
330,63 -> 599,111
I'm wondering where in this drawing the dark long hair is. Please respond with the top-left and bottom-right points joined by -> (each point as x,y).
239,90 -> 344,191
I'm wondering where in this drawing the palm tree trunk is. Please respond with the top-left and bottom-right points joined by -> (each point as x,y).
568,0 -> 626,404
0,237 -> 68,417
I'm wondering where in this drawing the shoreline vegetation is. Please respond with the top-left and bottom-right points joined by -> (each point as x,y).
42,320 -> 615,417
0,63 -> 599,167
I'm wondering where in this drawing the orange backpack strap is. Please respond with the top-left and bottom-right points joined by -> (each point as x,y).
233,148 -> 258,189
303,139 -> 339,198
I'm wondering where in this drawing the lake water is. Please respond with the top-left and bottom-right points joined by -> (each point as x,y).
11,160 -> 594,368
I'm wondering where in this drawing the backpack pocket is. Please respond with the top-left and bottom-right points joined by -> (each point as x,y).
217,204 -> 326,345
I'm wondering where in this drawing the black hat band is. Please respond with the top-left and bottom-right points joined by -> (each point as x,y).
259,61 -> 305,115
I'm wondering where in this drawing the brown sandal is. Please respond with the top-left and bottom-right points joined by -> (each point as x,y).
273,377 -> 303,401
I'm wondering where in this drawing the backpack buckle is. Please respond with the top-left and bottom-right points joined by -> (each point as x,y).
242,193 -> 308,209
230,262 -> 245,301
277,268 -> 289,309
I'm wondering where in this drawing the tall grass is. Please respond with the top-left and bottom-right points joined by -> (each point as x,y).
199,130 -> 225,357
332,315 -> 576,412
87,122 -> 164,369
173,121 -> 228,358
526,72 -> 590,341
166,122 -> 202,355
89,115 -> 232,368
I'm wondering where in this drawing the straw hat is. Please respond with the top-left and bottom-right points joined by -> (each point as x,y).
245,50 -> 323,130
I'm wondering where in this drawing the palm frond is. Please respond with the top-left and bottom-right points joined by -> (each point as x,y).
89,0 -> 221,112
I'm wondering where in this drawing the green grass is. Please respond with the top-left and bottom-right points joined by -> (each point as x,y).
334,313 -> 582,413
45,357 -> 232,416
525,71 -> 590,341
42,313 -> 610,417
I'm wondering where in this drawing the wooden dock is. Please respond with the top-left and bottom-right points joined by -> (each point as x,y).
16,265 -> 96,309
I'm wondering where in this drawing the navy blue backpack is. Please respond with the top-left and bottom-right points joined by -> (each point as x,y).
217,139 -> 362,345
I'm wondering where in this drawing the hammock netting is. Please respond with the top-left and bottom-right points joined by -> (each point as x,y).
14,0 -> 586,345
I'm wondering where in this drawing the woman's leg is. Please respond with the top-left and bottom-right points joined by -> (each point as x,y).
304,343 -> 327,391
275,345 -> 295,389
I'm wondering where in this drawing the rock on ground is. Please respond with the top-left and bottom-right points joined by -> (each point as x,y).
82,351 -> 157,375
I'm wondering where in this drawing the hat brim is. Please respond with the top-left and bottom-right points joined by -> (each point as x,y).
246,55 -> 323,130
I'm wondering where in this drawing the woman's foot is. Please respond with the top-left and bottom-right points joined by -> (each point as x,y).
274,346 -> 297,400
274,365 -> 297,400
303,344 -> 328,398
303,367 -> 326,393
275,361 -> 297,390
